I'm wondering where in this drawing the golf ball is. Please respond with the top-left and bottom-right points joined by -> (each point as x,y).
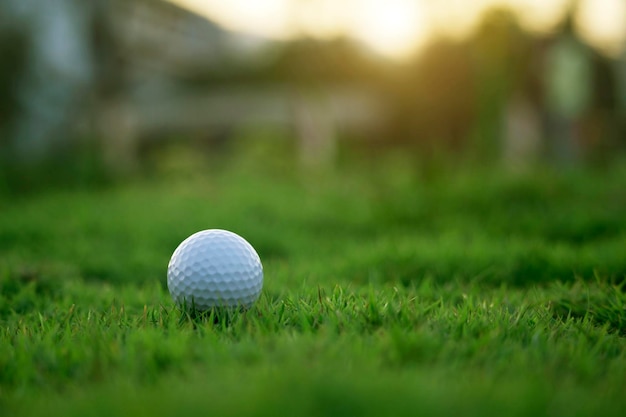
167,229 -> 263,309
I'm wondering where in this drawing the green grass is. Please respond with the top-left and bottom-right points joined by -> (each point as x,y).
1,150 -> 625,416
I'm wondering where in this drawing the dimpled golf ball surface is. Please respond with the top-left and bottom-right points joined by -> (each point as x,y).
167,229 -> 263,309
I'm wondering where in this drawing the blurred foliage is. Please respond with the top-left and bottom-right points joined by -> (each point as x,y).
1,1 -> 625,193
0,27 -> 28,140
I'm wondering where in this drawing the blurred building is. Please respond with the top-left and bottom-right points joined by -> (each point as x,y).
0,0 -> 384,172
93,0 -> 245,170
1,0 -> 235,166
0,0 -> 94,163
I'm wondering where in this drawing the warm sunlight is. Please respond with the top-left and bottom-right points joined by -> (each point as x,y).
169,0 -> 626,59
426,0 -> 489,40
506,0 -> 571,33
293,0 -> 353,39
349,0 -> 428,59
576,0 -> 626,56
173,0 -> 292,38
171,0 -> 429,58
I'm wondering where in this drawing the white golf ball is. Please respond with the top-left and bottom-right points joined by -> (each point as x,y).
167,229 -> 263,309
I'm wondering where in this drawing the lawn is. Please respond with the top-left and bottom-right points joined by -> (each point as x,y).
1,149 -> 625,416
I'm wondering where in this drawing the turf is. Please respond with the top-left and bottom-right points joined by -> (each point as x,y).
1,150 -> 625,416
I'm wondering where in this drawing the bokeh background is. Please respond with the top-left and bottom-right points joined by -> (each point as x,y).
0,0 -> 625,191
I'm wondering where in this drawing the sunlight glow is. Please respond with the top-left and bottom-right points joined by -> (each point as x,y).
426,0 -> 490,40
350,0 -> 427,58
293,0 -> 352,39
169,0 -> 626,59
173,0 -> 292,38
576,0 -> 626,56
506,0 -> 571,33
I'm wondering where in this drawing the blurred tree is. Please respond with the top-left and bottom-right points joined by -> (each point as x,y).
543,5 -> 593,165
470,7 -> 537,163
254,37 -> 385,86
581,49 -> 621,162
382,39 -> 475,157
0,24 -> 27,147
616,49 -> 626,150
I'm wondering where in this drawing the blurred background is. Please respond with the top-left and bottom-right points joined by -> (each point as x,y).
0,0 -> 625,192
